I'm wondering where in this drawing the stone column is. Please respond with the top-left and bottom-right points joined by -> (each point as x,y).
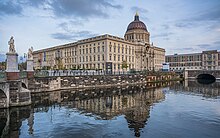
6,52 -> 19,80
26,59 -> 34,78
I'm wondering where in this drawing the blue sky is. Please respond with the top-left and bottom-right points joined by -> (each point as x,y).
0,0 -> 220,57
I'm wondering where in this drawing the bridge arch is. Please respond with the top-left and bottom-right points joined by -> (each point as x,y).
22,82 -> 27,89
0,83 -> 9,108
20,78 -> 28,89
0,89 -> 7,108
197,73 -> 216,80
196,73 -> 216,84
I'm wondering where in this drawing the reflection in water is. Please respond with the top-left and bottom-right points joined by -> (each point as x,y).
1,81 -> 220,137
170,80 -> 220,98
0,83 -> 166,137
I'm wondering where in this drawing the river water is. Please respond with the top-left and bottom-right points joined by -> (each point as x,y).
0,80 -> 220,138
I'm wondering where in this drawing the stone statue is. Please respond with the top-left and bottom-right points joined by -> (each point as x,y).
28,47 -> 33,60
8,36 -> 15,53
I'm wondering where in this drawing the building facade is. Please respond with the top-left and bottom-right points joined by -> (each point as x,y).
166,50 -> 220,71
33,13 -> 165,71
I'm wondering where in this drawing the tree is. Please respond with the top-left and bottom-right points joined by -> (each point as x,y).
122,60 -> 128,71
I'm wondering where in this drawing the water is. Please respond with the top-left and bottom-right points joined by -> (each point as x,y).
1,81 -> 220,138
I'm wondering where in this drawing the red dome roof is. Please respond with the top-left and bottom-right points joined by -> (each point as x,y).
126,14 -> 147,32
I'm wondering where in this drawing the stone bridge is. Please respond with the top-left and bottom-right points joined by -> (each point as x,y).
0,79 -> 31,108
0,82 -> 10,108
184,70 -> 220,80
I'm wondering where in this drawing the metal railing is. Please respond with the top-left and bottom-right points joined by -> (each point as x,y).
34,70 -> 176,77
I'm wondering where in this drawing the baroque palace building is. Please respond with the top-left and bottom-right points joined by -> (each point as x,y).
166,50 -> 220,71
33,13 -> 165,71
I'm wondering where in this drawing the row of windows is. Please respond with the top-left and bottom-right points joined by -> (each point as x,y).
79,41 -> 105,48
109,45 -> 134,55
109,54 -> 134,62
79,55 -> 105,62
79,46 -> 105,55
169,62 -> 202,67
166,55 -> 201,62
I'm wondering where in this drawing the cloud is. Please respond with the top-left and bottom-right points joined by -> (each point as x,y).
152,32 -> 174,38
192,5 -> 220,22
175,22 -> 195,28
0,0 -> 22,16
50,0 -> 122,18
175,3 -> 220,29
196,44 -> 211,48
0,0 -> 122,19
161,24 -> 170,30
196,41 -> 220,50
51,31 -> 98,41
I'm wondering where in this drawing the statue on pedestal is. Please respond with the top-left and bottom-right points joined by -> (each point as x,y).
8,36 -> 15,53
28,47 -> 33,60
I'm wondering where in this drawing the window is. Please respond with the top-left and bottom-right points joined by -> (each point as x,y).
86,48 -> 88,54
90,56 -> 92,61
98,46 -> 100,52
110,46 -> 112,52
83,49 -> 85,54
114,46 -> 116,52
118,46 -> 120,53
98,55 -> 100,61
114,54 -> 116,61
109,54 -> 112,61
118,55 -> 120,61
93,55 -> 96,61
102,46 -> 105,52
102,54 -> 105,61
90,48 -> 92,53
93,47 -> 96,53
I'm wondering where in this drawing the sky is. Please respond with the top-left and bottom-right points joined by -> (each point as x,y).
0,0 -> 220,58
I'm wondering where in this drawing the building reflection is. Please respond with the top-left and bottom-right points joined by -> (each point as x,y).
1,82 -> 170,137
169,80 -> 220,98
0,106 -> 32,138
33,84 -> 166,137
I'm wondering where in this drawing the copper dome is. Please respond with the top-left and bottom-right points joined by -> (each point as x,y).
126,13 -> 147,32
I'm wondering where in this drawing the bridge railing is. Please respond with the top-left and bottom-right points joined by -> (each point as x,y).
34,70 -> 176,77
0,71 -> 6,82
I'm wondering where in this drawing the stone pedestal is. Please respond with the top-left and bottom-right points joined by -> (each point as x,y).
26,59 -> 34,79
6,52 -> 19,80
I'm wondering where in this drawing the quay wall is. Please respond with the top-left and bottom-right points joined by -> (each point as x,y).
30,73 -> 181,93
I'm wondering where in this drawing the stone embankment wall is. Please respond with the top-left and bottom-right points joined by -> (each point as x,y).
31,73 -> 181,93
